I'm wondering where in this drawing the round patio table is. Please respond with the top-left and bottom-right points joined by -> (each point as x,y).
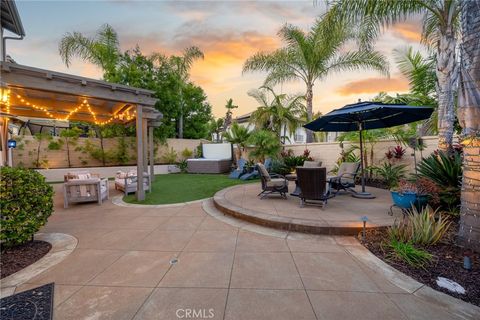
285,174 -> 301,196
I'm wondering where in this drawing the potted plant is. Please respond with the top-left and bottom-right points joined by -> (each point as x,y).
391,180 -> 429,211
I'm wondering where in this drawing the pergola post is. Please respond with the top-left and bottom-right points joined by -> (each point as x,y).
148,125 -> 154,182
142,117 -> 148,170
136,104 -> 145,201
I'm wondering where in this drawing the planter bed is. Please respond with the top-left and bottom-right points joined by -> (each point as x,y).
362,226 -> 480,307
0,241 -> 52,279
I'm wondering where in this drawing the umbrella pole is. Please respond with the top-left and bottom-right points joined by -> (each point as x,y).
353,122 -> 375,199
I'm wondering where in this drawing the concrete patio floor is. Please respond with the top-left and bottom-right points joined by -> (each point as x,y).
2,183 -> 475,320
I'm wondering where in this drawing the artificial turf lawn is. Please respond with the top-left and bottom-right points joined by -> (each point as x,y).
123,173 -> 256,205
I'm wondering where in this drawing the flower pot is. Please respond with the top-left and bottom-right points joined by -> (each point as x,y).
390,191 -> 428,211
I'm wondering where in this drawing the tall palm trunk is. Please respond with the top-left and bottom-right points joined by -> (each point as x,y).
457,0 -> 480,252
436,29 -> 457,152
305,83 -> 314,143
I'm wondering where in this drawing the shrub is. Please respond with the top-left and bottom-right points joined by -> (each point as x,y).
178,159 -> 188,173
247,130 -> 281,163
161,147 -> 178,164
388,206 -> 451,246
387,239 -> 432,268
0,167 -> 54,247
270,159 -> 290,175
371,162 -> 407,189
180,148 -> 193,160
417,150 -> 462,210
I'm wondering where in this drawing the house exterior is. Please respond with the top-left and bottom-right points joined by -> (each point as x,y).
233,112 -> 308,145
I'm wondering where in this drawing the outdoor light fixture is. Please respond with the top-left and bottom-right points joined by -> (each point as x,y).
463,250 -> 472,270
361,216 -> 368,241
7,139 -> 16,149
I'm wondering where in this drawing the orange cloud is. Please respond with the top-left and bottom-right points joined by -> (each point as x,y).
336,76 -> 410,95
391,21 -> 422,42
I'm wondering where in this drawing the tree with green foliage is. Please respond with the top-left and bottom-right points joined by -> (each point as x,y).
243,18 -> 388,142
33,132 -> 51,168
325,0 -> 462,151
224,122 -> 251,160
247,130 -> 281,163
209,118 -> 224,142
59,24 -> 120,80
248,86 -> 306,144
223,98 -> 238,131
60,127 -> 82,168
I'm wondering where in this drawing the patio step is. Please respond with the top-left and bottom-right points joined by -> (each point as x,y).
212,186 -> 384,236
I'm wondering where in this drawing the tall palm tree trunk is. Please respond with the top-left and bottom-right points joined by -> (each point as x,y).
436,30 -> 457,152
305,83 -> 314,143
457,0 -> 480,252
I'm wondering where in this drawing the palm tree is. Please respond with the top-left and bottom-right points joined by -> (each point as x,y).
325,0 -> 462,151
224,122 -> 251,160
223,98 -> 238,132
457,0 -> 480,252
248,86 -> 306,144
209,118 -> 224,142
59,24 -> 120,80
243,18 -> 389,143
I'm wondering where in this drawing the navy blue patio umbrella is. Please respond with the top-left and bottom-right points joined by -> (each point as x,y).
304,101 -> 434,199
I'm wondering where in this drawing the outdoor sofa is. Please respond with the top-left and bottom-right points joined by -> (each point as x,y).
187,143 -> 233,174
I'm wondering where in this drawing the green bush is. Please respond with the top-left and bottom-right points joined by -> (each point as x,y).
161,147 -> 178,164
417,150 -> 462,210
0,167 -> 54,247
371,162 -> 407,189
247,130 -> 281,163
387,239 -> 432,268
388,206 -> 451,246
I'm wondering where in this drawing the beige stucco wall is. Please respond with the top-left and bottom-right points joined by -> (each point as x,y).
12,135 -> 205,169
238,136 -> 441,173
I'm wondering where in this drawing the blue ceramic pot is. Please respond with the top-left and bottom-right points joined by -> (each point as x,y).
391,191 -> 429,211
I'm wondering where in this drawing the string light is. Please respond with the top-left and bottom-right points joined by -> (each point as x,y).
0,88 -> 11,114
6,92 -> 136,125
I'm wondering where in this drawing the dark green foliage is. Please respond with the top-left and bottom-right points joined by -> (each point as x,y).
0,168 -> 53,247
247,130 -> 281,162
387,239 -> 432,268
417,150 -> 462,210
371,162 -> 407,189
47,140 -> 63,151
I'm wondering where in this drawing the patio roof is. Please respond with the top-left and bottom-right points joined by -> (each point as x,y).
1,0 -> 25,36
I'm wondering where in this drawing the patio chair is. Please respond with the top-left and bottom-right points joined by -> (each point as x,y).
240,158 -> 272,180
302,160 -> 322,168
257,163 -> 289,199
296,167 -> 330,208
229,158 -> 247,179
114,170 -> 151,195
63,172 -> 109,208
329,162 -> 360,194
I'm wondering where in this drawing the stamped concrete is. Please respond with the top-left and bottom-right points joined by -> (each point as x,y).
2,183 -> 478,320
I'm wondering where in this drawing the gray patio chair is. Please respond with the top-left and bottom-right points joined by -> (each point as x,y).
257,163 -> 289,199
63,177 -> 109,208
302,160 -> 322,168
329,162 -> 360,194
296,167 -> 330,208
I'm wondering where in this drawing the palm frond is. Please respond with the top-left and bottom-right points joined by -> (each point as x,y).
326,50 -> 390,77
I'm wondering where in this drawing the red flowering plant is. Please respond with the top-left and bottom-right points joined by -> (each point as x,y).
392,145 -> 407,159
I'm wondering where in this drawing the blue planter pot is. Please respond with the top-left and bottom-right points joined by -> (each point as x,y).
391,191 -> 428,211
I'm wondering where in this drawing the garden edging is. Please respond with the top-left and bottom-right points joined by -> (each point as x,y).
345,240 -> 480,320
112,195 -> 211,208
0,233 -> 77,298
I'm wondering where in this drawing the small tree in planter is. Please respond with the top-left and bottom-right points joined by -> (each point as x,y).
0,168 -> 54,247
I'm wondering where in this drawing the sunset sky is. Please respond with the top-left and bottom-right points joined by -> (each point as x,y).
8,0 -> 425,118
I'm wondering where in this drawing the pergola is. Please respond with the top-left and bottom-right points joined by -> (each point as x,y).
0,61 -> 162,201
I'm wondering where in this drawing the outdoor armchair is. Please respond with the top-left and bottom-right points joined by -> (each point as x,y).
257,162 -> 289,199
296,167 -> 330,208
240,158 -> 272,180
303,160 -> 322,168
328,162 -> 360,194
115,170 -> 151,195
63,172 -> 109,208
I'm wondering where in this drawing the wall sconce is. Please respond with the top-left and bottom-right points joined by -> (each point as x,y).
7,139 -> 16,149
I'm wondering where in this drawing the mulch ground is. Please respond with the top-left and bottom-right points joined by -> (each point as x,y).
1,241 -> 52,279
362,226 -> 480,307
